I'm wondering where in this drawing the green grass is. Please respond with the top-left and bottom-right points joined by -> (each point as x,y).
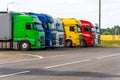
100,40 -> 120,47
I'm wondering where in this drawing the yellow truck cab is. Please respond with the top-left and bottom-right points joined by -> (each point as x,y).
60,18 -> 83,47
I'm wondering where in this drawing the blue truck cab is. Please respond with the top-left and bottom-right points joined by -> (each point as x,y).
28,12 -> 57,48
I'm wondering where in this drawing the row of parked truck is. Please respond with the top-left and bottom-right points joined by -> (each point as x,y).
0,11 -> 100,50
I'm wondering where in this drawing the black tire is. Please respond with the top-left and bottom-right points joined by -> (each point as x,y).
66,40 -> 72,47
82,40 -> 86,48
19,41 -> 30,51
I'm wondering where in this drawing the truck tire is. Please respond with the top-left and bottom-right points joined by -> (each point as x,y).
19,41 -> 30,51
82,40 -> 86,48
66,40 -> 72,47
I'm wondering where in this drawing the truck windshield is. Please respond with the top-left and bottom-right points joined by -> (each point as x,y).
33,16 -> 41,23
84,26 -> 91,32
96,27 -> 100,33
76,24 -> 81,33
36,23 -> 44,31
56,23 -> 64,32
92,26 -> 95,33
77,27 -> 81,33
48,23 -> 56,30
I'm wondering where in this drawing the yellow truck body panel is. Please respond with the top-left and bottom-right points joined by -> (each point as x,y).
60,18 -> 82,47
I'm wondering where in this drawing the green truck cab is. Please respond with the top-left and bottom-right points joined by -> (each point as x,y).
0,12 -> 45,50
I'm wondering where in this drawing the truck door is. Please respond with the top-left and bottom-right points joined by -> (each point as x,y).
25,23 -> 37,44
69,26 -> 77,45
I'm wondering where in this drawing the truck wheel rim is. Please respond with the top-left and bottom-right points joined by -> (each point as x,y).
67,41 -> 71,47
22,43 -> 28,49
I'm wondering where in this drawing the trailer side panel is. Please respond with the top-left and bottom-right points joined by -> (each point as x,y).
0,12 -> 11,40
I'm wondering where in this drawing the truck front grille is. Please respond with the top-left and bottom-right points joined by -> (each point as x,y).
51,34 -> 56,46
52,34 -> 56,40
79,34 -> 83,39
79,34 -> 83,44
52,40 -> 56,45
59,38 -> 64,45
41,44 -> 45,46
40,36 -> 45,43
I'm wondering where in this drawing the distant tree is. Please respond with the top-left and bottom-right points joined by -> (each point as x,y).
100,29 -> 106,34
102,31 -> 111,35
101,25 -> 120,35
114,25 -> 120,35
106,28 -> 111,32
111,28 -> 114,35
115,28 -> 118,35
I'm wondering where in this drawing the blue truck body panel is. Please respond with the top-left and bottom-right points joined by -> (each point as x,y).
28,12 -> 57,47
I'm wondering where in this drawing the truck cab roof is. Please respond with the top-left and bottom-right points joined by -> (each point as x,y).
28,12 -> 54,23
80,20 -> 93,27
60,18 -> 81,26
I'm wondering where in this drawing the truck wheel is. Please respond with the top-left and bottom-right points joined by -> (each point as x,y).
20,41 -> 30,51
66,40 -> 72,47
82,40 -> 86,48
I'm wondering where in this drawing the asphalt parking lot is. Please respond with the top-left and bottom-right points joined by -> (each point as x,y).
0,46 -> 115,63
0,47 -> 120,80
0,47 -> 100,63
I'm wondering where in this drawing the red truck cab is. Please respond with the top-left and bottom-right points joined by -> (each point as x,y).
80,20 -> 94,47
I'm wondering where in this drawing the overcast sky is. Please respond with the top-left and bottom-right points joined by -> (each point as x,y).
0,0 -> 120,28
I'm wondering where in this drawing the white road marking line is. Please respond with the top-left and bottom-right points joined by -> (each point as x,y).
0,54 -> 44,65
97,53 -> 120,59
0,54 -> 80,65
0,58 -> 40,65
0,71 -> 30,78
47,55 -> 65,58
23,54 -> 44,59
46,52 -> 83,59
44,59 -> 91,69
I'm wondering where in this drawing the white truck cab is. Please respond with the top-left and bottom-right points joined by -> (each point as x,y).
54,18 -> 64,47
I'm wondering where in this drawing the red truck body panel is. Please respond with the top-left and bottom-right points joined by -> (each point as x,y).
80,20 -> 94,46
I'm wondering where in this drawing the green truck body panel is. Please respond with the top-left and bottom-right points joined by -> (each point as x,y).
0,12 -> 45,50
13,13 -> 45,49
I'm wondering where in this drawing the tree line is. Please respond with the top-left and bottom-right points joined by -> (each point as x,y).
101,25 -> 120,35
